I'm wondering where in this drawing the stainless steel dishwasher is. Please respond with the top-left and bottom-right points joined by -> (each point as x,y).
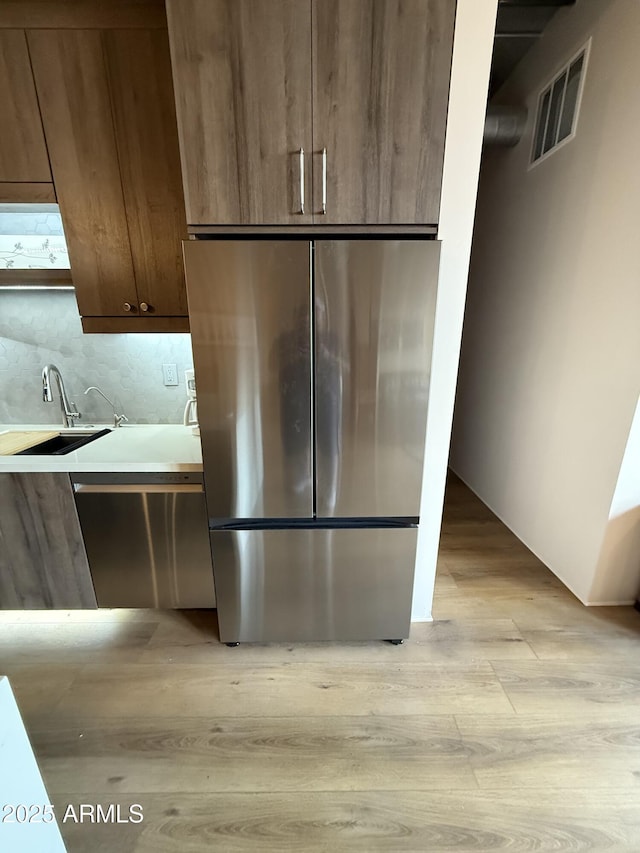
71,472 -> 216,608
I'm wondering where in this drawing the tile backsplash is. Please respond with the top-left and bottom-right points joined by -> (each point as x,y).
0,290 -> 193,425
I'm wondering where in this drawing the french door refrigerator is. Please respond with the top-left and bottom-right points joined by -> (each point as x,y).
185,240 -> 440,643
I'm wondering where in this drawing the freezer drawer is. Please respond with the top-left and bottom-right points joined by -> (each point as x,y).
74,483 -> 216,608
211,526 -> 416,643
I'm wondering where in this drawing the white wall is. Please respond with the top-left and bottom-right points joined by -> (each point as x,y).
411,0 -> 498,620
450,0 -> 640,604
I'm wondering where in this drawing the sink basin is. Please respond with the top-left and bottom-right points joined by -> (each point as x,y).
17,428 -> 112,456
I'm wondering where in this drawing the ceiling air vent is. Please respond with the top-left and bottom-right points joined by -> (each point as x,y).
530,39 -> 590,166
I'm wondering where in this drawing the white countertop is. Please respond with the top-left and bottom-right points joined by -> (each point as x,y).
0,424 -> 203,473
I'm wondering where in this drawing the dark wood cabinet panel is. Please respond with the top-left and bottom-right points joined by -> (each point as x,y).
81,315 -> 189,334
0,0 -> 166,29
166,0 -> 313,226
27,25 -> 188,328
27,29 -> 138,317
312,0 -> 455,225
0,473 -> 96,609
104,28 -> 188,316
0,181 -> 55,203
0,29 -> 51,183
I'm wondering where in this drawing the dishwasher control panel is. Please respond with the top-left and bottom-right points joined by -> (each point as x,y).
71,471 -> 203,486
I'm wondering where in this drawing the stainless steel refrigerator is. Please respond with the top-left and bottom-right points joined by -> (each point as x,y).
184,239 -> 440,643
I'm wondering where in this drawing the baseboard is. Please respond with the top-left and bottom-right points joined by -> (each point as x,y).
410,615 -> 434,623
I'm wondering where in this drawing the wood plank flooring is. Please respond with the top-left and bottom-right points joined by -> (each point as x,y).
1,473 -> 639,851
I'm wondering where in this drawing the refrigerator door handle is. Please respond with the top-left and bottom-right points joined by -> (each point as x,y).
209,517 -> 418,531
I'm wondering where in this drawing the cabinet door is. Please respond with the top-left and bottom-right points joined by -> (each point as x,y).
0,473 -> 96,609
0,30 -> 51,184
27,29 -> 138,317
166,0 -> 313,226
103,28 -> 188,317
312,0 -> 455,225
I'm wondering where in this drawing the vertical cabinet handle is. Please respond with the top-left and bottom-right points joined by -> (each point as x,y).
321,147 -> 327,215
299,148 -> 305,215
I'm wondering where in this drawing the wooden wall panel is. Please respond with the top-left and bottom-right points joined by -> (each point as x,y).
0,1 -> 166,29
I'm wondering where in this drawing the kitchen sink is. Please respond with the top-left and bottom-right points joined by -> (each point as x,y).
17,428 -> 112,456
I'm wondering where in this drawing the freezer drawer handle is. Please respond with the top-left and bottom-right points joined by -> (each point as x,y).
73,484 -> 203,494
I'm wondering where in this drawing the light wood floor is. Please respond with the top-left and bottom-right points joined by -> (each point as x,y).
1,474 -> 639,852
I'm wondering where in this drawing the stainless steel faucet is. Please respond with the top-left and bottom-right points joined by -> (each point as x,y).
84,386 -> 128,428
42,364 -> 81,428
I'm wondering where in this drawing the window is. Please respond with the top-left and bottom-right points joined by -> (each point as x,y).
0,204 -> 69,270
0,203 -> 71,287
530,40 -> 590,166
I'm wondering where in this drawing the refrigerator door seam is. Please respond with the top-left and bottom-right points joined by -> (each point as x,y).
310,240 -> 317,519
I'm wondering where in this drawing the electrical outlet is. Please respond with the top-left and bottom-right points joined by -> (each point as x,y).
162,363 -> 178,386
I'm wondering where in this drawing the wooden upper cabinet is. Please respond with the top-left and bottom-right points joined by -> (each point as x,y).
312,0 -> 456,225
27,29 -> 138,317
26,26 -> 188,327
103,28 -> 188,316
0,29 -> 51,184
166,0 -> 455,228
166,0 -> 313,226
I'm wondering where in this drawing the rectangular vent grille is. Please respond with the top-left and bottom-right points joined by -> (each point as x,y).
531,40 -> 590,165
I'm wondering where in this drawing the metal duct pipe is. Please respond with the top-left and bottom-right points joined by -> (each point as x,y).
484,105 -> 528,146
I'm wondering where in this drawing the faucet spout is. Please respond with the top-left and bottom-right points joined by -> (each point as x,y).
84,386 -> 128,428
42,372 -> 53,403
41,364 -> 81,428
